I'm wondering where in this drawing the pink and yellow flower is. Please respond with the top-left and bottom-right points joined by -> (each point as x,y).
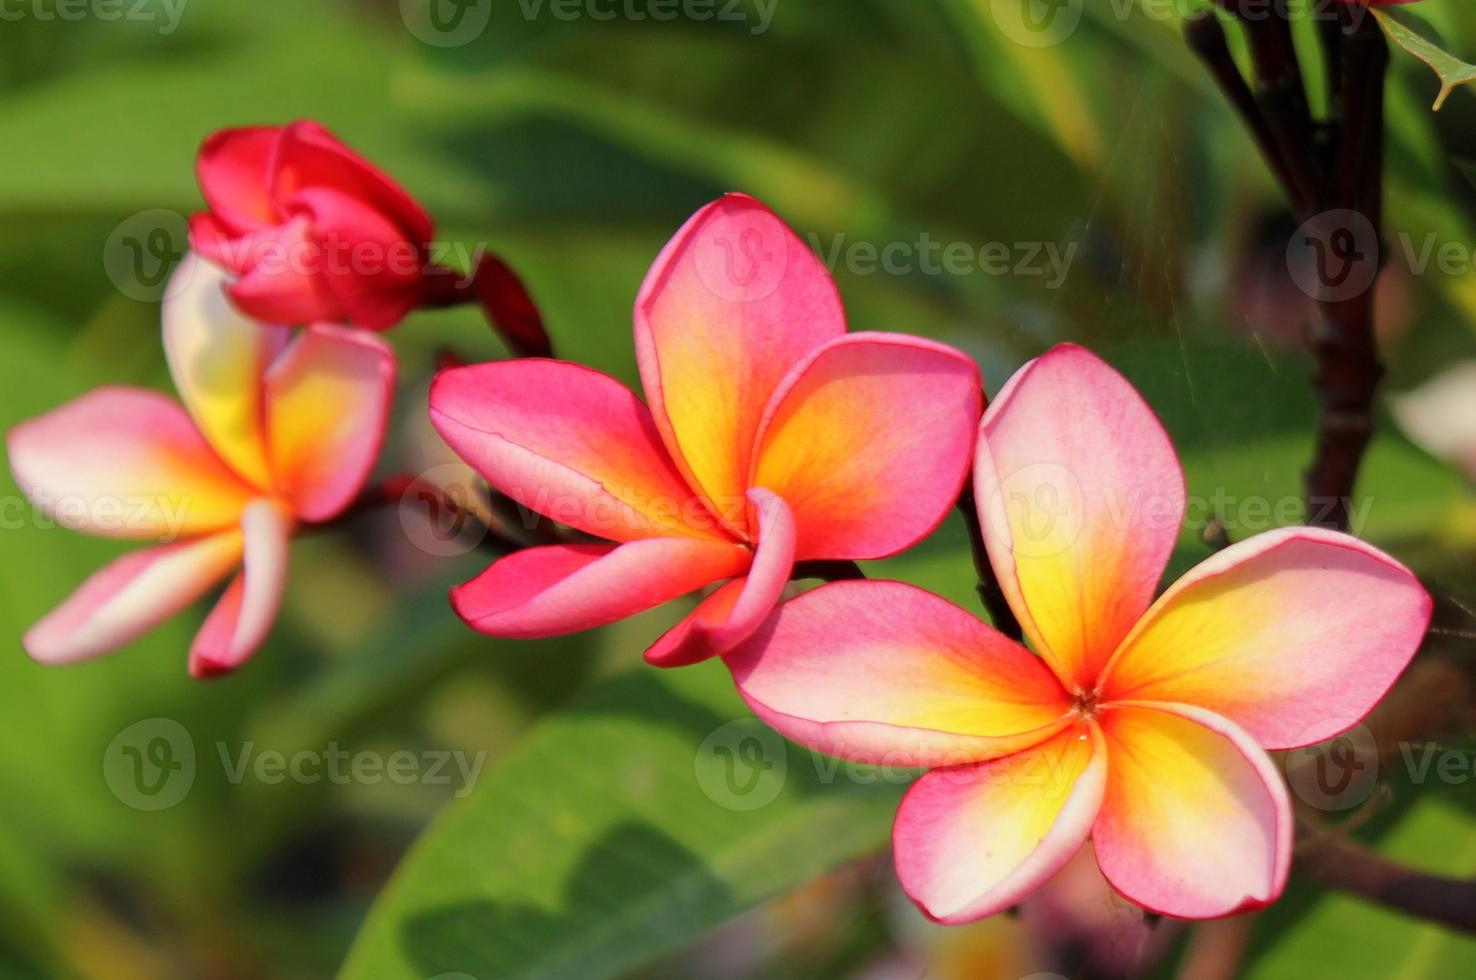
727,344 -> 1431,922
429,194 -> 982,666
7,255 -> 395,677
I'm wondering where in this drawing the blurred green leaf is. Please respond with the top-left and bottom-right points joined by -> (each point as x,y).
339,663 -> 900,980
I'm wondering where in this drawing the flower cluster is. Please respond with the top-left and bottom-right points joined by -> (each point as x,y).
4,122 -> 1434,925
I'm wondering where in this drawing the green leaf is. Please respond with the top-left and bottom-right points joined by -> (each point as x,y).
338,663 -> 900,980
1374,9 -> 1476,111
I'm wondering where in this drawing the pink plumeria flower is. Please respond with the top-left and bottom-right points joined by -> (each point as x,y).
7,254 -> 395,677
429,194 -> 982,666
728,344 -> 1431,922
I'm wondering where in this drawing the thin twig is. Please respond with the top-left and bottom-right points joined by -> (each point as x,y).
1298,836 -> 1476,933
957,481 -> 1023,642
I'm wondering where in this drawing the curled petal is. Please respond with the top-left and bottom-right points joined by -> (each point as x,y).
8,387 -> 255,539
287,186 -> 427,332
1092,703 -> 1292,919
725,580 -> 1072,767
451,538 -> 750,638
196,125 -> 280,232
270,120 -> 434,243
23,531 -> 243,665
894,723 -> 1106,924
163,253 -> 289,489
644,489 -> 795,667
430,360 -> 721,542
1101,527 -> 1431,749
975,344 -> 1184,691
265,324 -> 396,522
635,193 -> 845,534
224,215 -> 344,325
752,333 -> 982,560
189,499 -> 292,678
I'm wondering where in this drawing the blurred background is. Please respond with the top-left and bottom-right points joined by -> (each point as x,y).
2,1 -> 1476,977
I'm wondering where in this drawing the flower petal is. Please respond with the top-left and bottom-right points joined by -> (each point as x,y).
189,499 -> 292,678
270,120 -> 434,243
975,344 -> 1184,691
1092,703 -> 1292,919
725,580 -> 1072,767
163,253 -> 289,490
634,194 -> 845,534
23,531 -> 243,665
196,125 -> 280,232
265,324 -> 396,522
225,215 -> 345,325
430,360 -> 722,542
894,723 -> 1106,924
1392,361 -> 1476,482
288,186 -> 427,332
1100,527 -> 1430,749
8,387 -> 256,539
752,333 -> 981,560
644,488 -> 795,667
451,538 -> 750,638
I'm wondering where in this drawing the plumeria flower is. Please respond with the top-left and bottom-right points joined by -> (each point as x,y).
7,255 -> 394,677
429,194 -> 981,666
727,345 -> 1431,922
190,120 -> 437,332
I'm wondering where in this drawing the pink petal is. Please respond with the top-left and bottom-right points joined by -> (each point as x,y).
751,333 -> 981,560
23,531 -> 244,664
1101,527 -> 1431,749
196,125 -> 281,233
1392,361 -> 1476,483
265,324 -> 396,522
163,253 -> 289,490
1092,703 -> 1292,919
288,186 -> 428,332
634,194 -> 845,535
270,120 -> 434,243
725,580 -> 1073,767
975,344 -> 1184,691
893,723 -> 1106,924
7,387 -> 256,539
430,360 -> 723,542
189,499 -> 292,678
225,215 -> 346,325
644,488 -> 796,667
451,538 -> 750,638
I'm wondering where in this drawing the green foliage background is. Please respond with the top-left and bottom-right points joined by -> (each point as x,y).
1,1 -> 1476,977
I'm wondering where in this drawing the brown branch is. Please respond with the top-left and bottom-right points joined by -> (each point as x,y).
957,481 -> 1023,642
1298,836 -> 1476,933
